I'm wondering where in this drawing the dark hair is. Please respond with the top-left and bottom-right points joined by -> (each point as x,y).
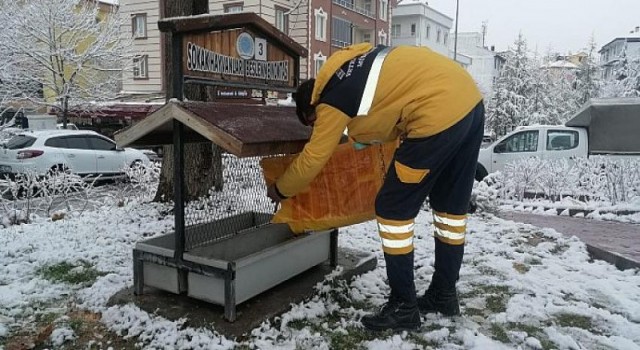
293,79 -> 316,126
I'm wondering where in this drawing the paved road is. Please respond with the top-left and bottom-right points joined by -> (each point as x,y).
497,211 -> 640,269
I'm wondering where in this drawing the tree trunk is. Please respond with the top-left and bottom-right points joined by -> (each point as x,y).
154,0 -> 225,203
154,143 -> 223,202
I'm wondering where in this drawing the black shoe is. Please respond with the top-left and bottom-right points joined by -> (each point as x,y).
417,287 -> 460,316
361,299 -> 421,331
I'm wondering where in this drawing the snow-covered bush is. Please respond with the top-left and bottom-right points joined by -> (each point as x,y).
500,157 -> 543,200
487,157 -> 640,205
112,161 -> 161,205
536,158 -> 576,202
0,163 -> 160,228
471,179 -> 499,213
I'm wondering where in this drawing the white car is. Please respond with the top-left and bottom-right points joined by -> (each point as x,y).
0,129 -> 150,180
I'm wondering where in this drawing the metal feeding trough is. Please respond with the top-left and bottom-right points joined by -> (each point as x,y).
114,13 -> 367,323
133,210 -> 336,321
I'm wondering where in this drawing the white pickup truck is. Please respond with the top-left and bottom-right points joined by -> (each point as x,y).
476,98 -> 640,180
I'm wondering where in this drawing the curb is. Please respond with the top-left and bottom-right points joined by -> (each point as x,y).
500,203 -> 640,218
586,244 -> 640,270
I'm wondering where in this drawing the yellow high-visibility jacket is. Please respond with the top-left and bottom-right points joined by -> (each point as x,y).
276,43 -> 482,198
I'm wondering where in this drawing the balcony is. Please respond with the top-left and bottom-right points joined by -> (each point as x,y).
331,39 -> 352,48
331,23 -> 373,48
332,0 -> 374,18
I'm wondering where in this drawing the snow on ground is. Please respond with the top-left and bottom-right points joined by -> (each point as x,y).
1,195 -> 640,349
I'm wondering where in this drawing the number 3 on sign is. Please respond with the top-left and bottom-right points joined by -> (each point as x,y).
255,38 -> 267,61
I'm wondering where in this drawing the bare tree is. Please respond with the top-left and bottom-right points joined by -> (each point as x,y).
0,0 -> 136,126
153,0 -> 223,202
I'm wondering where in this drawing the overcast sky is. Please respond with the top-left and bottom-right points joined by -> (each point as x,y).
427,0 -> 640,54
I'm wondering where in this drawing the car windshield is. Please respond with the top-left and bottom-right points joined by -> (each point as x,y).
5,135 -> 36,149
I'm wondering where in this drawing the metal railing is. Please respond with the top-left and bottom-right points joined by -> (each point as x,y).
332,0 -> 374,17
331,39 -> 352,48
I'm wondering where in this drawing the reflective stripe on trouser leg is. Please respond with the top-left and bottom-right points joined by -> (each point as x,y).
433,211 -> 466,245
377,216 -> 414,255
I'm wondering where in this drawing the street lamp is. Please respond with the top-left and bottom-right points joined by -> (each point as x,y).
453,0 -> 459,61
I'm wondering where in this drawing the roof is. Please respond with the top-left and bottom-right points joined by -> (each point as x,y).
541,60 -> 579,69
114,101 -> 312,157
65,103 -> 162,121
599,36 -> 640,53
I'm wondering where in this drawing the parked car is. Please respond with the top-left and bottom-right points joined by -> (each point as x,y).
56,123 -> 79,130
141,149 -> 162,163
0,129 -> 150,180
476,98 -> 640,180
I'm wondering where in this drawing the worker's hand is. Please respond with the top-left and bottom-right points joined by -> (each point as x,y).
267,184 -> 285,203
353,142 -> 369,150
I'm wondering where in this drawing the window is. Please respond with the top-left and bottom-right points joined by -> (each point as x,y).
363,0 -> 372,16
444,32 -> 449,45
426,24 -> 430,39
314,8 -> 327,41
437,28 -> 441,43
44,137 -> 67,148
314,52 -> 327,77
275,7 -> 289,34
391,24 -> 401,38
378,30 -> 387,45
89,137 -> 117,151
224,3 -> 243,13
495,131 -> 539,153
546,130 -> 579,151
131,14 -> 147,39
65,136 -> 91,150
379,0 -> 387,20
133,55 -> 148,79
363,32 -> 371,43
331,17 -> 352,47
6,135 -> 36,150
410,23 -> 416,37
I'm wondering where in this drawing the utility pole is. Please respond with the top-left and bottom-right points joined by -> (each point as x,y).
454,0 -> 459,61
481,21 -> 487,47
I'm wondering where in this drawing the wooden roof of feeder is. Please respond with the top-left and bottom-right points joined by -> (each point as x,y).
158,13 -> 307,58
114,101 -> 312,157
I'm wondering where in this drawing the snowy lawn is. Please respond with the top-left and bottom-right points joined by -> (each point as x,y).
1,196 -> 640,349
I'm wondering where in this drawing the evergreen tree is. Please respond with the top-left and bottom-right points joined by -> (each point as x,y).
575,36 -> 602,104
487,33 -> 536,136
601,43 -> 640,97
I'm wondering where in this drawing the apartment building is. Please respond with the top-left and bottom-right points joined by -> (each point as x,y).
454,32 -> 505,98
120,0 -> 391,98
389,0 -> 450,56
599,26 -> 640,80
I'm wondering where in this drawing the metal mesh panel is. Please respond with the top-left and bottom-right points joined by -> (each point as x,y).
184,154 -> 274,250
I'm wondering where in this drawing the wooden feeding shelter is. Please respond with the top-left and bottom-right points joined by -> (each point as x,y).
114,13 -> 345,322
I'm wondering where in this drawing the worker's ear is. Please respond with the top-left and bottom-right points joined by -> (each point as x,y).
294,79 -> 316,125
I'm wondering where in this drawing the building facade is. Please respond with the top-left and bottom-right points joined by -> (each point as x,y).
389,0 -> 450,56
454,32 -> 505,98
599,26 -> 640,80
119,0 -> 391,98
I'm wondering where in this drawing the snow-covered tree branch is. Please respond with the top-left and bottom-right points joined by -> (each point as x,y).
0,0 -> 136,124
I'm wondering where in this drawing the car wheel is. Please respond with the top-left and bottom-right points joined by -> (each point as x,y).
48,164 -> 70,176
126,160 -> 144,182
475,163 -> 488,181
